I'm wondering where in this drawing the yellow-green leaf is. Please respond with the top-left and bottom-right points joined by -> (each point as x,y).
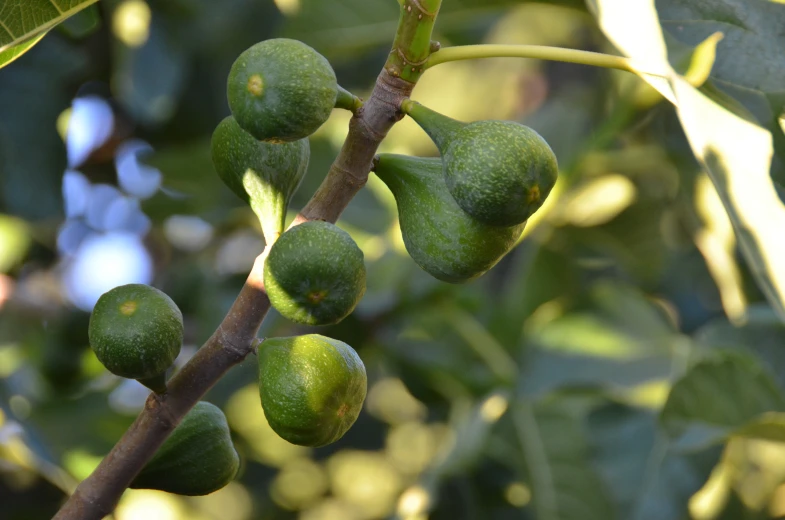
0,0 -> 100,69
591,0 -> 785,322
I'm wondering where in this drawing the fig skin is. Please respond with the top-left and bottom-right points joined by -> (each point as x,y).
88,284 -> 183,382
258,335 -> 367,447
227,38 -> 338,143
374,154 -> 526,283
404,100 -> 559,227
130,402 -> 240,496
211,115 -> 309,241
264,221 -> 366,326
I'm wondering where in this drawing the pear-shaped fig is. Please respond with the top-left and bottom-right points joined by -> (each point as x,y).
227,38 -> 338,142
211,116 -> 309,241
264,221 -> 366,326
258,334 -> 367,447
130,401 -> 240,496
402,100 -> 558,227
374,154 -> 526,283
89,284 -> 183,392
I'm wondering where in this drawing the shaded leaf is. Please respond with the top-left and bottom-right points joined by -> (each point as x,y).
588,403 -> 720,520
660,352 -> 785,450
513,400 -> 616,520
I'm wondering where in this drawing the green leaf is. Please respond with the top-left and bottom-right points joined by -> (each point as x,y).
590,0 -> 785,323
0,32 -> 47,68
588,403 -> 719,520
695,308 -> 785,388
0,0 -> 100,69
656,0 -> 785,110
512,400 -> 616,520
660,352 -> 785,451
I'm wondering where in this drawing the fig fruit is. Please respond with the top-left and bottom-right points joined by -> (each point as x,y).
131,401 -> 240,496
374,154 -> 526,282
264,221 -> 366,326
227,38 -> 338,142
258,334 -> 367,447
211,116 -> 309,241
402,100 -> 558,227
88,284 -> 183,392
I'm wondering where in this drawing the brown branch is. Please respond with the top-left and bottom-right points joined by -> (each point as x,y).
53,2 -> 434,517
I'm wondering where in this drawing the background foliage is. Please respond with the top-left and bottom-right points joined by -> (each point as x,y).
1,0 -> 785,519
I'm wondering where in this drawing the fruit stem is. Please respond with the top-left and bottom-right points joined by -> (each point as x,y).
335,85 -> 363,114
136,372 -> 168,394
385,0 -> 443,82
400,99 -> 464,150
424,44 -> 669,77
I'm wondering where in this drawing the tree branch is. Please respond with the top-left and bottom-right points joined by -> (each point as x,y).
52,1 -> 439,518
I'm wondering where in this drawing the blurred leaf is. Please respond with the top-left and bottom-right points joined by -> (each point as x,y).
519,348 -> 672,398
57,4 -> 101,40
0,215 -> 31,273
0,0 -> 99,69
113,18 -> 188,125
588,403 -> 719,520
660,352 -> 785,451
281,0 -> 586,60
0,38 -> 88,219
694,307 -> 785,387
591,0 -> 785,323
431,391 -> 511,478
513,400 -> 616,520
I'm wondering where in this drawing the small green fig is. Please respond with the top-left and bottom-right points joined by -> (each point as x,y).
402,100 -> 559,227
130,402 -> 240,496
374,154 -> 526,283
227,38 -> 338,142
258,334 -> 367,447
89,284 -> 183,392
211,116 -> 309,241
264,221 -> 366,326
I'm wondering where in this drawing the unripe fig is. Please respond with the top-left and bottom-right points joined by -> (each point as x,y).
258,335 -> 367,447
374,154 -> 526,283
88,284 -> 183,392
227,38 -> 338,142
264,221 -> 366,326
402,100 -> 558,227
211,116 -> 309,241
131,402 -> 240,496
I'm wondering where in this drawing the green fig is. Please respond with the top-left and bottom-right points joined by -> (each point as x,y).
211,115 -> 309,241
131,402 -> 240,496
374,154 -> 526,283
227,38 -> 338,143
402,100 -> 559,227
89,284 -> 183,392
264,221 -> 366,326
258,335 -> 367,447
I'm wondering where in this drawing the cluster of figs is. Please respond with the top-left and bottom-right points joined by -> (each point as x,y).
86,36 -> 557,497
